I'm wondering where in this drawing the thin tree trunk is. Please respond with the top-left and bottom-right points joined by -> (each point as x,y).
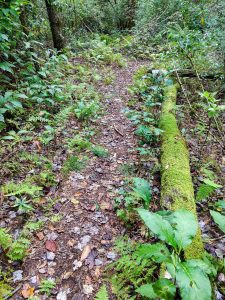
44,0 -> 64,51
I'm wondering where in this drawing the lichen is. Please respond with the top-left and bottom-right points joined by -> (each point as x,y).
160,84 -> 204,259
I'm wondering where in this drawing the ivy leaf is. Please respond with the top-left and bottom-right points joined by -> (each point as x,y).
210,210 -> 225,233
176,261 -> 211,300
133,242 -> 170,263
153,279 -> 176,300
136,284 -> 157,299
169,210 -> 198,250
137,209 -> 177,248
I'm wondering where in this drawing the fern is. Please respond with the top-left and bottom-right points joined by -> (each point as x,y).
94,285 -> 109,300
7,237 -> 30,261
0,229 -> 12,250
28,115 -> 50,123
1,181 -> 42,197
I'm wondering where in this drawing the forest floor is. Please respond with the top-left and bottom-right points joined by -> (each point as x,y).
1,41 -> 224,300
5,58 -> 149,300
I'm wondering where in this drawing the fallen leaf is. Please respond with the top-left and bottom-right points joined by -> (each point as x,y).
33,140 -> 42,153
71,198 -> 79,205
36,232 -> 44,241
95,267 -> 101,278
45,240 -> 57,252
67,239 -> 76,247
80,244 -> 91,261
21,283 -> 34,298
100,201 -> 112,210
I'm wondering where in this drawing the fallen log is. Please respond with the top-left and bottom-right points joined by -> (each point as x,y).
159,84 -> 204,259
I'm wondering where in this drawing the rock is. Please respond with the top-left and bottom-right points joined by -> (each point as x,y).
57,289 -> 69,300
83,284 -> 94,295
95,259 -> 103,266
72,294 -> 84,300
77,235 -> 91,250
46,251 -> 56,261
107,252 -> 117,260
8,211 -> 17,219
30,276 -> 39,286
73,260 -> 82,271
39,268 -> 46,274
47,232 -> 58,240
13,270 -> 23,282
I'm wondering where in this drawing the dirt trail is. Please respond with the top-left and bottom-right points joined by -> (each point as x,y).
21,60 -> 148,300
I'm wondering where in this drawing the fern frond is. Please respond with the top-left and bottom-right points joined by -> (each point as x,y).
94,285 -> 109,300
196,179 -> 222,201
1,181 -> 42,197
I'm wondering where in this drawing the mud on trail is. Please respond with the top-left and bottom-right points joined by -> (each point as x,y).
18,60 -> 149,300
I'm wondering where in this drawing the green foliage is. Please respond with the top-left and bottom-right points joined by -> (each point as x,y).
1,181 -> 42,197
39,279 -> 56,296
0,269 -> 12,300
131,178 -> 151,208
7,237 -> 30,261
67,136 -> 92,151
91,145 -> 109,157
136,279 -> 176,299
0,228 -> 12,250
196,179 -> 222,201
13,198 -> 33,213
137,209 -> 198,251
210,210 -> 225,233
62,155 -> 88,174
94,285 -> 109,300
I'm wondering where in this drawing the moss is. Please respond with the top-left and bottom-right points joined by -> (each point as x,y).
160,84 -> 204,259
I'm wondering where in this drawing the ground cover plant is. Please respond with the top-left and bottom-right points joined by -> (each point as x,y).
0,0 -> 224,299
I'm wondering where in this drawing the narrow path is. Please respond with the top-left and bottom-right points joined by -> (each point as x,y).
23,61 -> 148,300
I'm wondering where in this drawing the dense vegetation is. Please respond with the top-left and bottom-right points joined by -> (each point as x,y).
0,0 -> 224,299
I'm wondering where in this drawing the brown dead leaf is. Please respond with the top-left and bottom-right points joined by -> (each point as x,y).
62,271 -> 73,280
80,244 -> 91,261
33,140 -> 42,153
21,283 -> 35,299
94,267 -> 101,278
36,232 -> 44,241
45,240 -> 57,252
100,201 -> 112,210
71,198 -> 79,205
67,239 -> 76,247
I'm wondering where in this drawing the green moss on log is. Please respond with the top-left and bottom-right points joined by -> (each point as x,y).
160,84 -> 204,259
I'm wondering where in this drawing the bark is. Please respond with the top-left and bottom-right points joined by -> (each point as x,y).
44,0 -> 64,51
159,84 -> 204,259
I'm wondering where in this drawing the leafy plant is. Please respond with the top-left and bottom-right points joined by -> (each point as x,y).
196,179 -> 222,201
62,155 -> 88,174
210,210 -> 225,233
135,208 -> 213,299
39,279 -> 56,296
74,100 -> 100,121
94,285 -> 109,300
7,237 -> 30,261
1,181 -> 42,197
91,145 -> 109,157
131,178 -> 151,209
13,198 -> 34,213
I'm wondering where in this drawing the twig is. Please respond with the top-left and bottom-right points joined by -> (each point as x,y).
206,235 -> 225,242
113,124 -> 124,136
4,285 -> 22,300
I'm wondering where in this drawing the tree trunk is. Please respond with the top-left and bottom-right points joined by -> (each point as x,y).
160,84 -> 204,259
44,0 -> 64,51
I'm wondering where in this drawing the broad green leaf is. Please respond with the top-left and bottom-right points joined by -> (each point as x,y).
176,261 -> 211,300
170,210 -> 198,249
136,284 -> 157,299
153,279 -> 176,300
210,210 -> 225,233
215,200 -> 225,210
132,177 -> 151,207
137,209 -> 177,248
133,243 -> 170,263
187,258 -> 217,277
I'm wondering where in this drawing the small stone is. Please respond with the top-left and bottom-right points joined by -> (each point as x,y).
39,268 -> 46,274
30,276 -> 38,286
83,284 -> 94,295
73,260 -> 82,271
47,232 -> 58,240
218,273 -> 225,282
107,252 -> 117,260
95,259 -> 103,266
77,235 -> 91,250
46,251 -> 56,261
57,289 -> 68,300
13,270 -> 23,282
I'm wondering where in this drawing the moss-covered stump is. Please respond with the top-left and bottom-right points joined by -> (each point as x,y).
159,84 -> 204,259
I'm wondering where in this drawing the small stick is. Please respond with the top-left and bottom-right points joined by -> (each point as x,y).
113,124 -> 124,136
4,285 -> 22,300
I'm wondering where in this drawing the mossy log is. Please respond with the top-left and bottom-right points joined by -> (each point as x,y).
159,84 -> 204,259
